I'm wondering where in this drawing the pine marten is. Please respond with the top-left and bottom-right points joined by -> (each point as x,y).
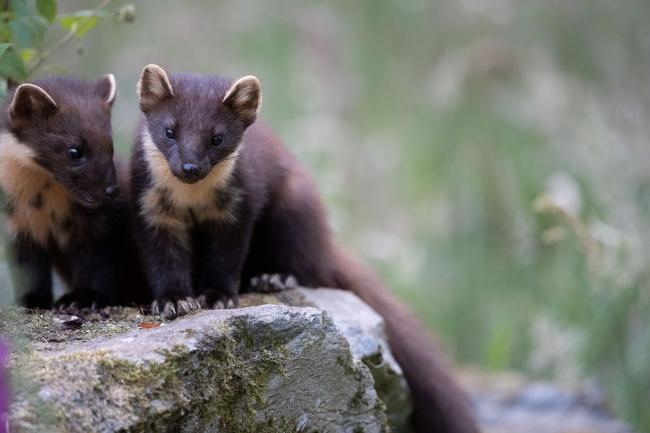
130,64 -> 479,433
0,76 -> 147,309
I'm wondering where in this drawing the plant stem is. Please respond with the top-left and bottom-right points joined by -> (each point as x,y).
27,0 -> 113,76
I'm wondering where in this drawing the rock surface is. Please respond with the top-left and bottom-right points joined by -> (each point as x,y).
1,288 -> 410,433
461,369 -> 634,433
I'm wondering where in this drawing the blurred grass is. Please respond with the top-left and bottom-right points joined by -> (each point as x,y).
3,0 -> 650,429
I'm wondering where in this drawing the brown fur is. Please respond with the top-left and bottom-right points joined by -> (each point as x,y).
0,75 -> 148,308
137,128 -> 240,245
131,66 -> 479,433
0,132 -> 72,246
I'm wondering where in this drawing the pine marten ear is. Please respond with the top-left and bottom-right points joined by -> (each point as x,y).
9,83 -> 58,128
223,75 -> 261,126
137,64 -> 174,112
97,73 -> 117,107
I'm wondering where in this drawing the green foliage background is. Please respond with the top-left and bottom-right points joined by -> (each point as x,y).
1,0 -> 649,430
0,0 -> 131,87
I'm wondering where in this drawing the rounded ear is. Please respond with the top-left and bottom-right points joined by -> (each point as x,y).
137,64 -> 174,112
97,73 -> 117,106
9,83 -> 58,128
222,75 -> 261,126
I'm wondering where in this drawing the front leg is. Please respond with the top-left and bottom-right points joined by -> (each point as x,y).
8,235 -> 52,309
196,215 -> 255,309
56,241 -> 120,309
137,219 -> 199,319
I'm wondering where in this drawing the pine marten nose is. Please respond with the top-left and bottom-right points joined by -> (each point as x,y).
104,185 -> 120,199
182,163 -> 199,179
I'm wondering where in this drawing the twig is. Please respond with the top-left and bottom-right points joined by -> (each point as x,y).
27,0 -> 113,76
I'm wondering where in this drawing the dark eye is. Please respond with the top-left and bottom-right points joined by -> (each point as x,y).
211,135 -> 224,146
68,146 -> 84,160
164,128 -> 176,140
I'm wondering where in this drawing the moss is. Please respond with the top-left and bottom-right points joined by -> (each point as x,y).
238,293 -> 284,307
8,355 -> 64,429
336,354 -> 356,376
9,349 -> 117,431
0,291 -> 307,353
0,306 -> 156,353
183,328 -> 197,338
98,356 -> 179,386
362,352 -> 412,433
0,307 -> 60,346
93,318 -> 295,432
71,319 -> 133,340
10,326 -> 289,432
350,387 -> 368,409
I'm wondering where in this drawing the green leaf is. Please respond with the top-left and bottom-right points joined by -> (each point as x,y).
58,12 -> 100,38
9,19 -> 34,47
0,48 -> 26,80
9,16 -> 47,48
19,47 -> 37,63
10,0 -> 31,18
36,0 -> 57,23
0,43 -> 11,59
0,23 -> 12,42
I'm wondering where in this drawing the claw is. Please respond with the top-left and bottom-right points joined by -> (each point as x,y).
152,295 -> 203,320
257,274 -> 269,291
187,297 -> 201,310
249,273 -> 298,293
269,274 -> 282,288
214,300 -> 225,309
176,299 -> 190,315
162,301 -> 177,320
284,275 -> 298,289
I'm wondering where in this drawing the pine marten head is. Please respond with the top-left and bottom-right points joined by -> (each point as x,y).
3,75 -> 120,208
136,64 -> 261,184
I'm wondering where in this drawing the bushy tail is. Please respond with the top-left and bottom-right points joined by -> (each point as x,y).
331,247 -> 479,433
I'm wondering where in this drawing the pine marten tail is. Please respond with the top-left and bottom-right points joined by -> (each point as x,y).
331,246 -> 479,433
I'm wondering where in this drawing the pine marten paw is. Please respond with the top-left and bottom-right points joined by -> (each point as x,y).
198,289 -> 240,310
55,290 -> 111,312
248,273 -> 298,293
151,296 -> 202,320
21,291 -> 53,310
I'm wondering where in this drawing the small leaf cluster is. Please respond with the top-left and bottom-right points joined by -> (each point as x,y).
0,0 -> 134,86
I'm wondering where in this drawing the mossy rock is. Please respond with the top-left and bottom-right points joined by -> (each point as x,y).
3,289 -> 412,433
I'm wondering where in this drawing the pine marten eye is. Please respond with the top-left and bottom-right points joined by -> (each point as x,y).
211,134 -> 224,147
164,128 -> 176,140
68,146 -> 84,160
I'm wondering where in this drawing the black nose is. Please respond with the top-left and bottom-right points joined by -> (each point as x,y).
182,163 -> 199,179
104,185 -> 120,199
